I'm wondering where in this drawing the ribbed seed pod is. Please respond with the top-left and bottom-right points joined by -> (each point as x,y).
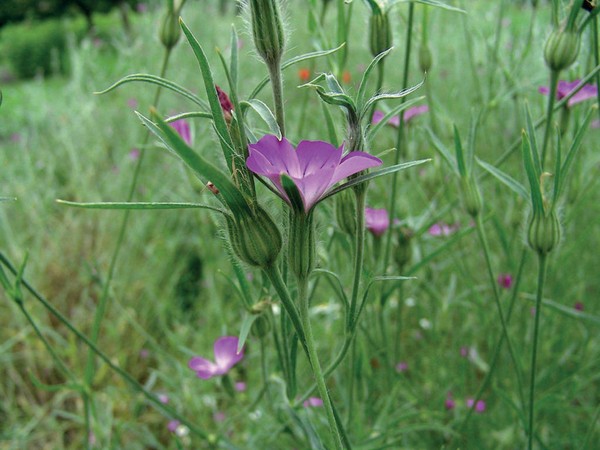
249,0 -> 285,65
335,189 -> 356,236
288,211 -> 315,280
527,210 -> 561,255
544,29 -> 580,72
369,11 -> 392,58
228,206 -> 282,267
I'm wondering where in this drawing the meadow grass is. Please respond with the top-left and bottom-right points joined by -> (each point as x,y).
1,1 -> 599,448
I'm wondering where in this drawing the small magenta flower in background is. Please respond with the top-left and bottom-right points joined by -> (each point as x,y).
167,420 -> 180,433
466,398 -> 486,413
129,148 -> 141,161
188,336 -> 244,379
497,273 -> 513,289
127,98 -> 138,109
235,381 -> 247,392
445,392 -> 456,410
365,207 -> 390,237
246,135 -> 381,212
574,302 -> 584,312
303,397 -> 324,408
372,105 -> 429,127
213,411 -> 226,422
428,222 -> 459,237
395,361 -> 409,373
538,80 -> 598,107
170,119 -> 192,146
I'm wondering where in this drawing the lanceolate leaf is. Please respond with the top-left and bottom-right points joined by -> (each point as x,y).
166,111 -> 212,122
426,129 -> 458,175
56,200 -> 229,216
237,314 -> 259,353
0,197 -> 16,203
361,79 -> 425,115
389,0 -> 465,13
241,100 -> 282,139
453,125 -> 467,177
179,19 -> 235,171
476,158 -> 528,201
524,103 -> 542,179
357,47 -> 394,110
138,110 -> 251,217
95,74 -> 209,111
521,132 -> 544,215
321,159 -> 430,202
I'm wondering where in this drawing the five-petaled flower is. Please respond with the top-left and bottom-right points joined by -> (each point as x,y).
188,336 -> 244,379
246,135 -> 381,212
538,80 -> 598,108
365,207 -> 390,237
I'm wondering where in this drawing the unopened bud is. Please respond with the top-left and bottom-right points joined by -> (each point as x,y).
419,44 -> 433,73
460,177 -> 483,217
335,189 -> 356,235
159,8 -> 181,50
288,212 -> 315,280
228,206 -> 282,267
249,0 -> 285,66
544,29 -> 580,72
216,85 -> 234,123
206,181 -> 219,195
527,210 -> 561,255
369,12 -> 392,58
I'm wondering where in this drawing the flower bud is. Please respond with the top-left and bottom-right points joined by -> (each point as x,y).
460,177 -> 483,217
527,210 -> 561,255
335,189 -> 356,235
227,206 -> 282,267
249,0 -> 285,66
159,7 -> 181,50
369,12 -> 392,58
544,29 -> 580,72
288,212 -> 315,280
419,44 -> 433,73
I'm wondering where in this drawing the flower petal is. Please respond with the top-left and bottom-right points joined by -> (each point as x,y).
188,357 -> 219,379
295,140 -> 342,177
213,336 -> 244,374
294,167 -> 336,211
330,151 -> 382,186
248,135 -> 301,177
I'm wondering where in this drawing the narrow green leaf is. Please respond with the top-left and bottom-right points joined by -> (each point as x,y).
453,125 -> 467,177
357,47 -> 394,111
249,44 -> 346,100
28,371 -> 81,393
366,96 -> 425,142
466,113 -> 480,174
137,110 -> 250,217
230,26 -> 239,89
0,197 -> 17,203
179,19 -> 235,171
389,0 -> 465,13
361,79 -> 424,115
426,129 -> 459,175
166,111 -> 212,122
556,108 -> 593,201
476,158 -> 529,200
552,128 -> 562,208
56,200 -> 228,215
241,100 -> 282,139
321,102 -> 339,147
95,74 -> 209,111
237,314 -> 259,353
320,159 -> 431,202
521,132 -> 544,215
312,269 -> 349,311
524,103 -> 542,179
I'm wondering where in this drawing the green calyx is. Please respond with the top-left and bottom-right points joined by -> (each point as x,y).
227,206 -> 282,268
460,177 -> 483,218
543,28 -> 580,72
335,189 -> 357,236
249,0 -> 285,66
369,12 -> 392,58
527,209 -> 561,255
160,4 -> 182,50
288,211 -> 316,281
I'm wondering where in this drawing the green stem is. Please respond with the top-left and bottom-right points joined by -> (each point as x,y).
528,252 -> 548,450
368,61 -> 386,123
298,278 -> 345,450
593,19 -> 600,125
475,215 -> 526,406
348,193 -> 366,329
541,70 -> 559,168
382,2 -> 415,273
268,60 -> 286,137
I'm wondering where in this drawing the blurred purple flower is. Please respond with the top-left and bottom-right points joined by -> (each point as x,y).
592,119 -> 600,129
136,3 -> 148,13
188,336 -> 244,379
247,135 -> 381,212
235,381 -> 247,392
460,347 -> 469,358
497,273 -> 513,289
466,398 -> 486,413
10,133 -> 21,143
395,361 -> 409,373
574,302 -> 584,312
158,394 -> 169,404
365,207 -> 390,237
167,420 -> 180,433
539,80 -> 598,108
129,148 -> 141,161
214,411 -> 226,422
170,119 -> 192,146
303,397 -> 324,408
372,105 -> 429,128
428,222 -> 458,237
127,98 -> 138,109
445,392 -> 455,410
139,348 -> 150,359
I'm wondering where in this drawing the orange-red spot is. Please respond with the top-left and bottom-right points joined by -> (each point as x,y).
298,68 -> 311,82
342,71 -> 352,84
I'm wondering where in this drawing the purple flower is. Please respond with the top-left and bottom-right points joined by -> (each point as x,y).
127,98 -> 138,109
235,381 -> 247,392
158,394 -> 169,404
246,135 -> 381,212
213,411 -> 226,422
167,420 -> 180,433
303,397 -> 324,408
365,207 -> 390,237
129,148 -> 141,161
395,361 -> 409,373
372,105 -> 429,127
497,273 -> 513,289
136,3 -> 148,13
466,398 -> 486,413
445,392 -> 455,410
539,80 -> 598,108
428,222 -> 458,237
574,302 -> 584,312
170,119 -> 192,146
188,336 -> 244,379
